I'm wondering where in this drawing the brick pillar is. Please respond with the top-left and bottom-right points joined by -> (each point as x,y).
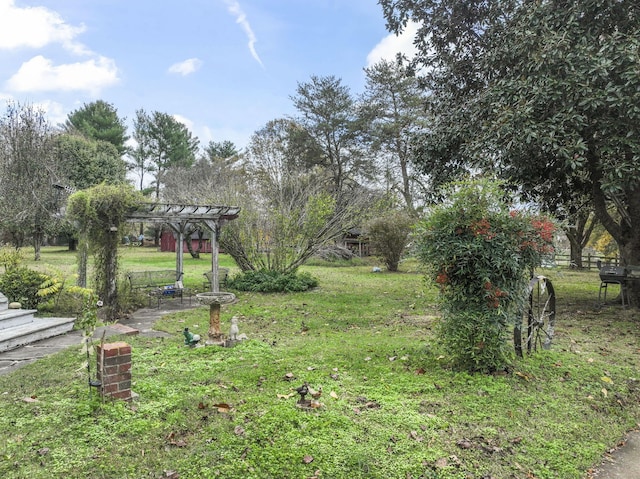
97,342 -> 133,400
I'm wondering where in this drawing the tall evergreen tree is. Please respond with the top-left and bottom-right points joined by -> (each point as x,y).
130,109 -> 199,199
64,100 -> 129,156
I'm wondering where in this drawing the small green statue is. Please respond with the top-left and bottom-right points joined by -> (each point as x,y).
183,328 -> 200,347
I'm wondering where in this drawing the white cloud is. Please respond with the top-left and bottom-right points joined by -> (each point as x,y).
172,114 -> 195,131
0,0 -> 89,55
168,58 -> 203,76
6,55 -> 120,96
366,21 -> 420,67
223,0 -> 264,68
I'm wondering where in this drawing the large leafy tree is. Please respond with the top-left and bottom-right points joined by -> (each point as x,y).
64,100 -> 129,156
0,102 -> 59,259
129,109 -> 199,199
53,134 -> 127,189
52,133 -> 128,252
381,0 -> 640,304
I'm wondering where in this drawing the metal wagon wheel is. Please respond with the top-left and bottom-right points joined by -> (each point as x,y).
514,275 -> 556,357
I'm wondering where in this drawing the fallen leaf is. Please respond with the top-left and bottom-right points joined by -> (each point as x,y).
284,373 -> 296,381
277,392 -> 295,399
307,366 -> 316,371
602,388 -> 608,398
330,391 -> 339,399
364,357 -> 372,361
212,403 -> 232,413
388,356 -> 397,361
22,397 -> 38,403
309,400 -> 324,408
198,402 -> 208,409
303,455 -> 314,464
234,426 -> 245,436
409,431 -> 423,442
601,376 -> 614,384
163,470 -> 179,479
587,358 -> 594,363
37,447 -> 50,456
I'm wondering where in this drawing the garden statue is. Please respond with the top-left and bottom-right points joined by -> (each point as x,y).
229,316 -> 239,341
183,328 -> 200,347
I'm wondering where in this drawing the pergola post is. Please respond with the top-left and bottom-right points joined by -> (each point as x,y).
167,221 -> 188,283
204,219 -> 220,292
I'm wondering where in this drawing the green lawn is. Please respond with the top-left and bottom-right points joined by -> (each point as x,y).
1,248 -> 639,478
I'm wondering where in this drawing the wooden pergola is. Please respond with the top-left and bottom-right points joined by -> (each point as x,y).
126,203 -> 240,292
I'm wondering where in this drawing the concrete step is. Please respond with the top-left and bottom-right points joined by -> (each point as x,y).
0,292 -> 7,311
0,308 -> 37,330
0,317 -> 75,353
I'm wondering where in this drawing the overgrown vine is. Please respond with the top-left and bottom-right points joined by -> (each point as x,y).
66,184 -> 142,321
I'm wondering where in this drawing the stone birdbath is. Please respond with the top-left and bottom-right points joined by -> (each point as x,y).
195,292 -> 236,345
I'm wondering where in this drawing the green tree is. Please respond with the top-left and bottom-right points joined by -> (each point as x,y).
130,109 -> 199,199
290,75 -> 369,195
53,134 -> 127,189
203,140 -> 239,163
381,0 -> 640,305
365,210 -> 414,272
51,133 -> 128,252
64,100 -> 129,156
360,59 -> 430,215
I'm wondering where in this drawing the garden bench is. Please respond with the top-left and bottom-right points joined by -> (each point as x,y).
203,268 -> 229,290
126,270 -> 190,307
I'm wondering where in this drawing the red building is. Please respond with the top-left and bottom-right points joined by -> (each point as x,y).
160,230 -> 213,253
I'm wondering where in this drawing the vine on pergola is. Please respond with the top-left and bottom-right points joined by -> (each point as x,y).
66,183 -> 143,321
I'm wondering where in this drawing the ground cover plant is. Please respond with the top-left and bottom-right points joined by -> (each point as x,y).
1,249 -> 639,478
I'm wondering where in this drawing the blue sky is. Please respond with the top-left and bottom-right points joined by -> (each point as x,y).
0,0 -> 417,151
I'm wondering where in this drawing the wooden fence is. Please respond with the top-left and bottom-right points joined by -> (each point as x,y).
549,253 -> 619,270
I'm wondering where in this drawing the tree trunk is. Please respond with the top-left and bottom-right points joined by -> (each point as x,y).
566,234 -> 583,269
32,230 -> 42,261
